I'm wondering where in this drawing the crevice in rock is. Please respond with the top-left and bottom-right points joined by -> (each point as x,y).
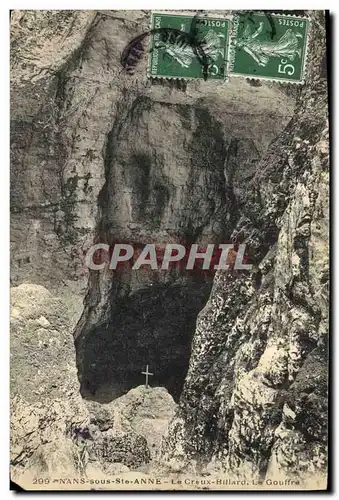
73,92 -> 270,404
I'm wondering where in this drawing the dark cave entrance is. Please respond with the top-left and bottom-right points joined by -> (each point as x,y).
76,273 -> 213,403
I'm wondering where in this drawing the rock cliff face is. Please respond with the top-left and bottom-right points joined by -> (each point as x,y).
161,12 -> 329,486
11,9 -> 328,488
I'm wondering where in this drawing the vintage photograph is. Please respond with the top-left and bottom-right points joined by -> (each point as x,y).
10,9 -> 329,491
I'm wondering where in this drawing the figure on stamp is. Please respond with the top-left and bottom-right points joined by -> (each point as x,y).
154,29 -> 225,69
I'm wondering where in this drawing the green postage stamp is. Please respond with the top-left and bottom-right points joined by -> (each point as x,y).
230,13 -> 310,83
148,12 -> 231,80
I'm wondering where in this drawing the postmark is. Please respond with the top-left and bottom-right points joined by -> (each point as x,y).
229,13 -> 310,83
148,12 -> 231,80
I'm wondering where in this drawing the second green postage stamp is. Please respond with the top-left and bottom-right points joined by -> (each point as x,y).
230,13 -> 310,83
148,12 -> 231,80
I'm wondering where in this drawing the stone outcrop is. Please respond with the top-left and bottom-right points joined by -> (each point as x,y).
11,9 -> 293,404
10,283 -> 176,485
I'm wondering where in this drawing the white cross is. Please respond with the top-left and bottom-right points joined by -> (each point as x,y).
141,365 -> 153,388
